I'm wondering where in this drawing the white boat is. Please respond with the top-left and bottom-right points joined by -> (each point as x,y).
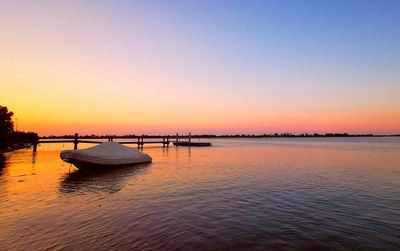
60,142 -> 152,169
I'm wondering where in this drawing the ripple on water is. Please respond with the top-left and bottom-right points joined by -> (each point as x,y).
0,138 -> 400,250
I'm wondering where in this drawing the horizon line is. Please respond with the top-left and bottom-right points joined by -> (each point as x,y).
39,132 -> 400,138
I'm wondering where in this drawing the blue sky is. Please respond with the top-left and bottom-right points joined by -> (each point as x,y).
1,0 -> 399,134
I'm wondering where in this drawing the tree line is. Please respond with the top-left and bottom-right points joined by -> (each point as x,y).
42,132 -> 383,139
0,105 -> 38,151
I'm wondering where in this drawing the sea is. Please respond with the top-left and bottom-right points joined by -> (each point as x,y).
0,137 -> 399,250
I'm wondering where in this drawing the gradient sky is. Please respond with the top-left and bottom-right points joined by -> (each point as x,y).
1,0 -> 399,136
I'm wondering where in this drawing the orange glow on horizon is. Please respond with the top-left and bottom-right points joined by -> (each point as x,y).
1,1 -> 399,136
12,108 -> 400,136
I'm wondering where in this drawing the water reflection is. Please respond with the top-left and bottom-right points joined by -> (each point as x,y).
1,139 -> 400,250
59,163 -> 151,195
31,152 -> 37,164
0,153 -> 6,177
0,153 -> 6,169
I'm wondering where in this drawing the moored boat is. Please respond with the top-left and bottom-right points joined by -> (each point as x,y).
60,142 -> 152,169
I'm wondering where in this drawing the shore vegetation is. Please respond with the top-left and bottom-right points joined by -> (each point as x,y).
0,105 -> 38,152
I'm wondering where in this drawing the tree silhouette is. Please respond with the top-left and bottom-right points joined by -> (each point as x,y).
0,105 -> 14,149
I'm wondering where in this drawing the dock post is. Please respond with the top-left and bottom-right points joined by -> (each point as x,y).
162,136 -> 165,147
33,142 -> 38,152
167,136 -> 170,147
137,137 -> 140,148
189,132 -> 191,147
176,133 -> 179,143
74,133 -> 78,150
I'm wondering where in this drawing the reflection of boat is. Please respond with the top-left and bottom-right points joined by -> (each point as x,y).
60,142 -> 152,169
59,163 -> 150,194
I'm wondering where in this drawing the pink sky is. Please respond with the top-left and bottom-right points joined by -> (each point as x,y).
1,1 -> 399,136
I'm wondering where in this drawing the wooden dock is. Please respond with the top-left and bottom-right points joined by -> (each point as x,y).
173,141 -> 212,147
172,132 -> 212,147
32,133 -> 211,152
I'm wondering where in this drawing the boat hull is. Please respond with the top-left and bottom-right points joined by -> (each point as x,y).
60,142 -> 152,169
61,158 -> 151,170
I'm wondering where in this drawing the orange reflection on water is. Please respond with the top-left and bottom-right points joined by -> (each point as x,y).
0,149 -> 67,218
1,140 -> 399,215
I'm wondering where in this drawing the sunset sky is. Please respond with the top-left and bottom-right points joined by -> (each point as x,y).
1,0 -> 399,136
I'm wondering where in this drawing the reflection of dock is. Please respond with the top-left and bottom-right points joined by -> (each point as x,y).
33,133 -> 211,152
60,163 -> 151,194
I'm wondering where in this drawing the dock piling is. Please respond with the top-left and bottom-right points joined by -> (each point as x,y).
73,133 -> 79,150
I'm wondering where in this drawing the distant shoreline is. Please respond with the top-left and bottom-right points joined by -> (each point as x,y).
41,133 -> 400,139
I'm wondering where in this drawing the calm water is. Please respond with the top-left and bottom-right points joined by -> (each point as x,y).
1,137 -> 400,250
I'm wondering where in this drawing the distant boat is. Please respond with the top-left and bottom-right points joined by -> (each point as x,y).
60,142 -> 152,169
